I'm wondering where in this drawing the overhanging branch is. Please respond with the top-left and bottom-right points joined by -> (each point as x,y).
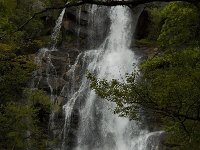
0,0 -> 199,40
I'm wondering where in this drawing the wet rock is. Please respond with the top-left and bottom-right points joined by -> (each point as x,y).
146,131 -> 165,150
66,7 -> 89,26
135,9 -> 151,40
62,6 -> 110,50
32,0 -> 45,11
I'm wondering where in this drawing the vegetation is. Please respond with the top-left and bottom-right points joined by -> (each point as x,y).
88,2 -> 200,149
0,0 -> 66,149
1,0 -> 200,149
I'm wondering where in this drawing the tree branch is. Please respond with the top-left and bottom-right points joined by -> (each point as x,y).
0,0 -> 199,40
0,1 -> 84,40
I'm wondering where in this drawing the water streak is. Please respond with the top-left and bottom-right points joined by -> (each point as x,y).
51,8 -> 66,51
32,8 -> 66,137
61,6 -> 163,150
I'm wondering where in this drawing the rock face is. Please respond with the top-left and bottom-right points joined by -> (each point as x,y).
62,6 -> 110,50
32,0 -> 45,11
35,5 -> 110,94
31,48 -> 81,149
31,6 -> 110,149
135,9 -> 151,40
33,6 -> 159,149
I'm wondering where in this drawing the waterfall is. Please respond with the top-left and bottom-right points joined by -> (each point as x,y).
88,5 -> 109,49
61,6 -> 162,150
51,8 -> 66,51
30,3 -> 163,150
32,8 -> 66,138
33,8 -> 66,97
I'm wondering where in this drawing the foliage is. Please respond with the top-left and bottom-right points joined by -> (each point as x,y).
88,2 -> 200,149
88,47 -> 200,149
145,2 -> 200,49
24,89 -> 51,110
0,46 -> 36,103
0,43 -> 52,149
157,2 -> 200,48
23,89 -> 51,128
147,5 -> 164,41
0,89 -> 51,150
1,0 -> 200,149
0,102 -> 37,149
23,89 -> 51,149
0,0 -> 53,50
141,48 -> 200,149
0,1 -> 58,149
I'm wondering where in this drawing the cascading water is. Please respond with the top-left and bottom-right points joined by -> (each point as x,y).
60,5 -> 162,150
51,8 -> 66,51
32,8 -> 66,137
33,8 -> 66,100
88,5 -> 109,49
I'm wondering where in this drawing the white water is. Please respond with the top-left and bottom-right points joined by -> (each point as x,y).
30,4 -> 163,150
34,7 -> 66,96
61,6 -> 162,150
51,8 -> 66,51
32,8 -> 66,135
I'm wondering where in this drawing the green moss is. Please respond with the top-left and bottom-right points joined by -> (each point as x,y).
0,43 -> 14,51
135,39 -> 158,47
